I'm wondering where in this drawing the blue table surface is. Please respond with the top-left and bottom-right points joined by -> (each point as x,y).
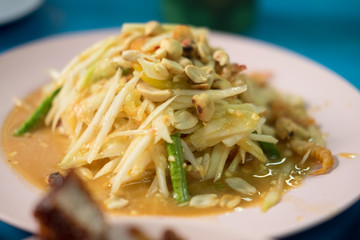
0,0 -> 359,239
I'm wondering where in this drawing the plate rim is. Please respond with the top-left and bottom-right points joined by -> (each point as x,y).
0,28 -> 359,238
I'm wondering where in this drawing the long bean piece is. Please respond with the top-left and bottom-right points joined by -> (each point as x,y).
259,141 -> 281,161
165,132 -> 190,203
14,87 -> 61,136
254,131 -> 281,160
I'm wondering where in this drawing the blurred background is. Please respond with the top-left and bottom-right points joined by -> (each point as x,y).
1,0 -> 359,89
0,0 -> 359,239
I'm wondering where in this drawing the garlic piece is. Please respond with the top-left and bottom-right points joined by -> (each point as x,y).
160,38 -> 183,59
161,58 -> 184,74
193,59 -> 204,68
112,56 -> 132,68
225,177 -> 257,196
212,75 -> 233,89
197,41 -> 211,63
189,194 -> 219,208
184,65 -> 215,85
138,58 -> 170,80
136,82 -> 172,102
201,66 -> 215,86
122,50 -> 145,62
145,21 -> 163,36
173,110 -> 198,130
184,65 -> 207,84
141,32 -> 171,52
152,48 -> 167,59
176,57 -> 193,68
172,72 -> 188,83
219,194 -> 241,208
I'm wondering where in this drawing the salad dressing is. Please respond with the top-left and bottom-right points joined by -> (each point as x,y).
1,90 -> 315,216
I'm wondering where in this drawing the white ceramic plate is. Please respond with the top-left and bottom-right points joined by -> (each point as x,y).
0,0 -> 43,26
0,29 -> 359,239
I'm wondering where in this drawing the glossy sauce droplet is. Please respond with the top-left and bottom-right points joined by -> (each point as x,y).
337,153 -> 358,159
